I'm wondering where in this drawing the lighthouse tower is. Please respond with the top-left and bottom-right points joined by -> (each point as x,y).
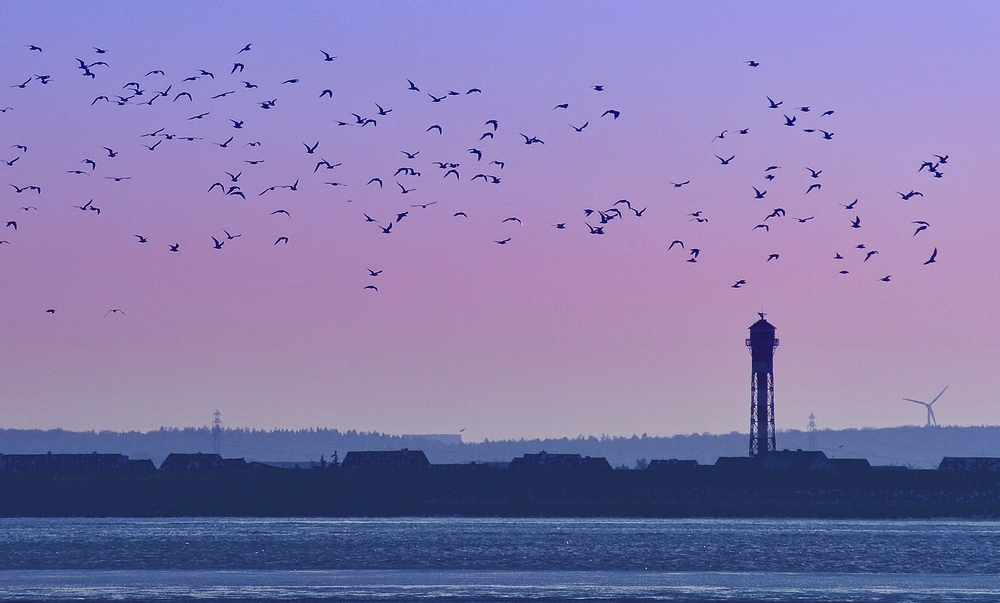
746,313 -> 779,457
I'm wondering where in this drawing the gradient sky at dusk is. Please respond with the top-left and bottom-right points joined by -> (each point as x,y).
1,2 -> 999,440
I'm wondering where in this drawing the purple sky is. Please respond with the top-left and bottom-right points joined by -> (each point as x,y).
0,2 -> 998,440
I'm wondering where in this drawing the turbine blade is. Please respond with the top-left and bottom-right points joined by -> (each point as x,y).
902,398 -> 928,406
930,386 -> 948,405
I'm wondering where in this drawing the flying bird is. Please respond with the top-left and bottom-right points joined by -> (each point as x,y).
716,155 -> 734,165
912,221 -> 929,236
602,109 -> 620,119
897,190 -> 923,200
924,248 -> 938,265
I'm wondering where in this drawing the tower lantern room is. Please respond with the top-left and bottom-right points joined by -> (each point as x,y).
746,313 -> 779,457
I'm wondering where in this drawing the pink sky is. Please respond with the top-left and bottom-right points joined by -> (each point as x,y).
0,2 -> 998,440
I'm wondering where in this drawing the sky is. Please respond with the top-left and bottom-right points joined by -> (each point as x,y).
0,1 -> 998,441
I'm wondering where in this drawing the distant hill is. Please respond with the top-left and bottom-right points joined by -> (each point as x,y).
2,425 -> 998,469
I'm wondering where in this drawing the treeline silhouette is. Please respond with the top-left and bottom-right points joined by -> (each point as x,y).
3,425 -> 1000,468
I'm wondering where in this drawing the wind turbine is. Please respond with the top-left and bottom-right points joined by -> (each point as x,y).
902,386 -> 948,427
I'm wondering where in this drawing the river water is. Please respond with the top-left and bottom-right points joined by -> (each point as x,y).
1,517 -> 998,601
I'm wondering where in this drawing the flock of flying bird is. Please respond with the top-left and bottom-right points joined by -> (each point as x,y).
1,43 -> 946,314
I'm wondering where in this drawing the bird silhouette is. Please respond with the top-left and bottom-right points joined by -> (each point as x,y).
897,190 -> 923,200
274,236 -> 289,245
716,155 -> 735,165
767,96 -> 783,109
924,248 -> 938,265
912,221 -> 929,236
